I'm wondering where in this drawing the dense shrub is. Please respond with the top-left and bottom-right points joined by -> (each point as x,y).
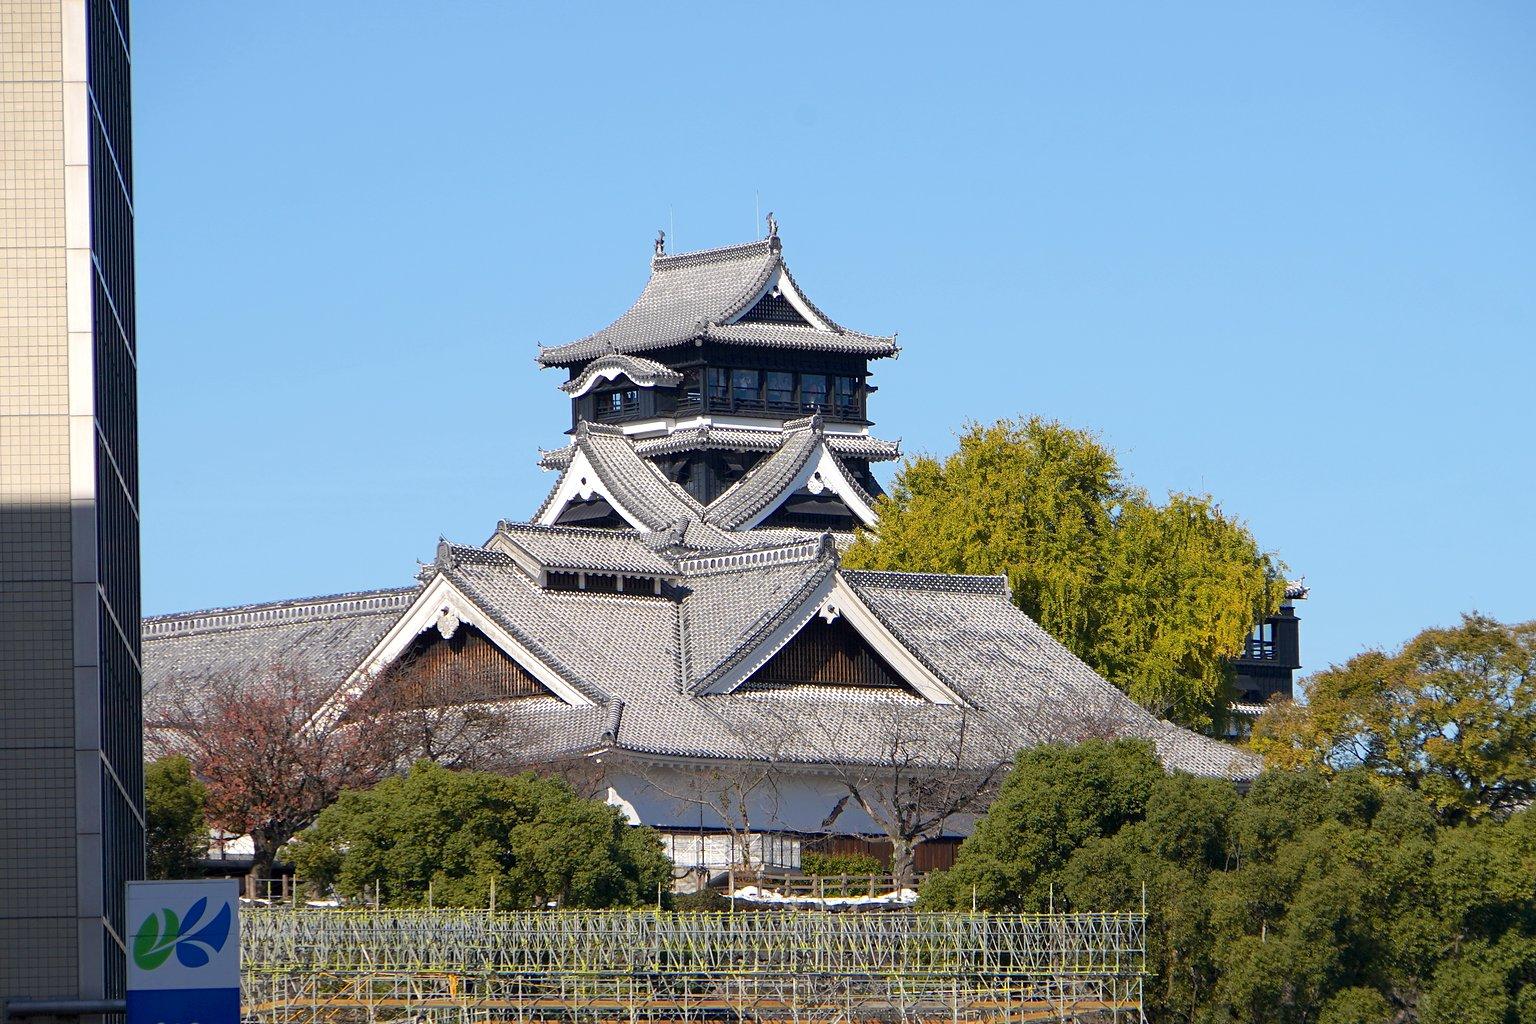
922,742 -> 1536,1023
800,851 -> 884,877
287,761 -> 671,910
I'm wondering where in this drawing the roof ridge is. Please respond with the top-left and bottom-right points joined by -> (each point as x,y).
651,237 -> 777,271
842,569 -> 1010,597
678,535 -> 832,576
576,420 -> 629,438
496,519 -> 650,540
780,411 -> 824,433
142,587 -> 418,638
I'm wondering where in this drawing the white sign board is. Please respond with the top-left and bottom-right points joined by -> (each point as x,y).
126,880 -> 240,1024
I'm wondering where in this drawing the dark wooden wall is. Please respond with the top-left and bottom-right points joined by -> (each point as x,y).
747,616 -> 910,692
382,627 -> 547,707
806,835 -> 961,873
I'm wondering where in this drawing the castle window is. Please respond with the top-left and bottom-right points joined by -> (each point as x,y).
707,367 -> 730,405
833,376 -> 859,416
595,387 -> 640,421
801,374 -> 829,409
681,368 -> 702,407
732,368 -> 762,406
1244,622 -> 1276,660
766,371 -> 795,408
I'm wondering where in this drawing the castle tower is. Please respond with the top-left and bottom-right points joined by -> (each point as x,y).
534,225 -> 902,534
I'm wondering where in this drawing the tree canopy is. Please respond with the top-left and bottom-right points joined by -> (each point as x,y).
844,417 -> 1283,730
144,755 -> 207,879
1250,613 -> 1536,824
921,741 -> 1536,1023
158,661 -> 401,880
286,761 -> 672,910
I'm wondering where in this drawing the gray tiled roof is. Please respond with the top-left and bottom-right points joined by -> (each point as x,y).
704,417 -> 882,531
536,237 -> 897,367
559,354 -> 682,395
703,423 -> 825,529
533,422 -> 703,530
142,528 -> 1261,783
633,426 -> 902,463
492,521 -> 679,575
141,587 -> 417,724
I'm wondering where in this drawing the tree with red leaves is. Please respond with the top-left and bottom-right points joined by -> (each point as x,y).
156,661 -> 400,884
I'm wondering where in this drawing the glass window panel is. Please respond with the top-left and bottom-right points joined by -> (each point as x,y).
733,368 -> 761,404
766,371 -> 795,405
834,376 -> 858,412
707,368 -> 730,402
801,374 -> 829,408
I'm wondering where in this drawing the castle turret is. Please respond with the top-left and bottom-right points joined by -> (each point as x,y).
535,225 -> 902,532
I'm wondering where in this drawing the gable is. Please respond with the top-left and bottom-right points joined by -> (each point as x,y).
553,495 -> 629,528
740,614 -> 918,696
737,288 -> 813,327
324,574 -> 599,723
759,489 -> 860,532
368,624 -> 550,710
697,572 -> 962,705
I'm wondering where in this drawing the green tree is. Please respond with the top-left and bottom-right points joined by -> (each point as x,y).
1251,614 -> 1536,823
926,736 -> 1536,1023
286,761 -> 671,909
919,739 -> 1165,911
845,417 -> 1283,730
144,755 -> 207,879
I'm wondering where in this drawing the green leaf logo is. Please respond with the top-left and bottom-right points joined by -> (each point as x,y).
132,907 -> 180,971
131,897 -> 232,972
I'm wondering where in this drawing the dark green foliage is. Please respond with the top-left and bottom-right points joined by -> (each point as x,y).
919,740 -> 1164,911
286,761 -> 672,910
800,851 -> 883,877
144,755 -> 207,879
845,417 -> 1284,730
1318,987 -> 1393,1024
671,886 -> 730,912
922,743 -> 1536,1023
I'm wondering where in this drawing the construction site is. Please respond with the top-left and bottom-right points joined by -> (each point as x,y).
240,908 -> 1148,1024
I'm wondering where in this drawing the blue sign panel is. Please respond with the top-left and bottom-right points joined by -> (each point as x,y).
126,880 -> 240,1024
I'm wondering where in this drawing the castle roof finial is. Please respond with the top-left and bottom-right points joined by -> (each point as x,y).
654,229 -> 666,256
765,211 -> 778,239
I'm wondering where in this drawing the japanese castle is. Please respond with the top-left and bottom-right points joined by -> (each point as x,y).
144,225 -> 1265,873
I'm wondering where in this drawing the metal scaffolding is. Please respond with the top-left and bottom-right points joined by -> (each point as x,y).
242,909 -> 1146,1024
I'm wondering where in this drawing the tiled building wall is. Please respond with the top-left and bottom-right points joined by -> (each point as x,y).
0,0 -> 79,998
0,0 -> 141,1001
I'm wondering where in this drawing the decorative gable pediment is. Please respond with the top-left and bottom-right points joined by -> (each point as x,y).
725,266 -> 830,332
739,614 -> 918,696
368,622 -> 551,710
324,574 -> 596,724
711,438 -> 878,532
699,572 -> 961,705
536,448 -> 649,531
737,287 -> 813,328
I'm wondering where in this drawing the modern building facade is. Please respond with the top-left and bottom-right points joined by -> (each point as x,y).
0,0 -> 142,1003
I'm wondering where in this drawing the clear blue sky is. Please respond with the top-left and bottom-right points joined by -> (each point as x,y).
134,2 -> 1536,677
